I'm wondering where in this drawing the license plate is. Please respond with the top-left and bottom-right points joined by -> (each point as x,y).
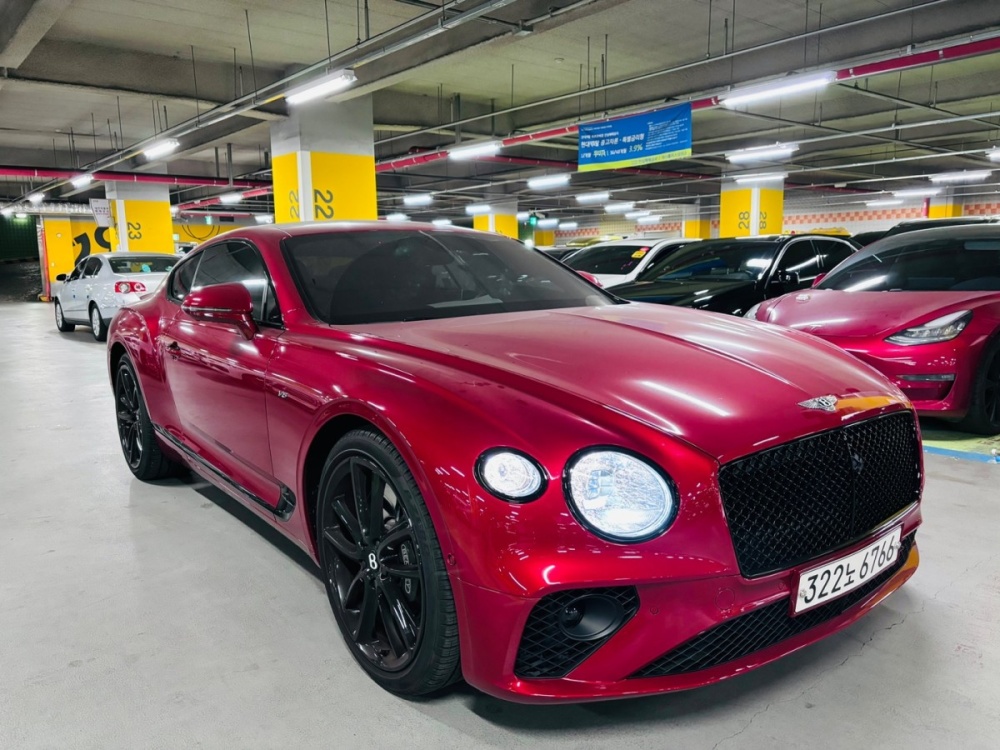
793,527 -> 902,615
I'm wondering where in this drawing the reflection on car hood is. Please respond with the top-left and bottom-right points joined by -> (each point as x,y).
765,289 -> 1000,337
363,304 -> 905,463
611,278 -> 756,310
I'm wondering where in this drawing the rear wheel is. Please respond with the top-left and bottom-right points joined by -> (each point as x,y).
90,304 -> 108,342
316,429 -> 461,697
958,338 -> 1000,435
55,301 -> 74,333
115,357 -> 180,480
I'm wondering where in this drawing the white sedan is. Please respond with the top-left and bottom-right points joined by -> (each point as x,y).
561,238 -> 693,288
54,252 -> 177,341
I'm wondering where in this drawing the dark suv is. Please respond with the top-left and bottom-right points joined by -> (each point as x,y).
612,234 -> 858,316
882,216 -> 999,238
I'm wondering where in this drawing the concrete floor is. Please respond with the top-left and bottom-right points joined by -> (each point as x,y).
2,261 -> 999,750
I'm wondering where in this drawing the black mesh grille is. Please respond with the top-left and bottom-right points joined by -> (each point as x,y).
718,411 -> 920,578
514,587 -> 639,679
632,535 -> 914,679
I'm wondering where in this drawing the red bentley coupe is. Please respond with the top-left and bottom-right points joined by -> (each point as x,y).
749,225 -> 1000,434
108,223 -> 922,703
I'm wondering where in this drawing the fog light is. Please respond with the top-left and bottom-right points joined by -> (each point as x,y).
557,594 -> 625,641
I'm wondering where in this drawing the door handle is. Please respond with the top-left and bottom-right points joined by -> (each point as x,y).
166,341 -> 181,359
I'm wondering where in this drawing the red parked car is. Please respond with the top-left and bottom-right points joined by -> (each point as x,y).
749,225 -> 1000,434
108,223 -> 922,703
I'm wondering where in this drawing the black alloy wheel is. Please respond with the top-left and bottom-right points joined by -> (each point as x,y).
317,429 -> 460,696
960,338 -> 1000,435
114,358 -> 180,480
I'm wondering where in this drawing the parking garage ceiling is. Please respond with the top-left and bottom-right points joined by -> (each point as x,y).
3,0 -> 1000,219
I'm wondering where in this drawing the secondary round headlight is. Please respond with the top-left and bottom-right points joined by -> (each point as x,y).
476,449 -> 545,502
565,449 -> 677,542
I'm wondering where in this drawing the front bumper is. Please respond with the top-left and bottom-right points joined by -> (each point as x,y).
455,509 -> 920,703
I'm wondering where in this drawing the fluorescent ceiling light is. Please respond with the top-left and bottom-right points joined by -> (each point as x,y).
721,72 -> 835,108
15,212 -> 28,218
218,192 -> 243,204
558,221 -> 578,230
605,201 -> 636,213
169,205 -> 179,215
726,143 -> 799,163
402,193 -> 433,207
255,214 -> 275,224
637,215 -> 663,225
0,208 -> 13,217
27,192 -> 44,204
385,212 -> 409,221
987,148 -> 1000,162
449,140 -> 501,160
431,218 -> 452,227
144,138 -> 180,160
516,211 -> 531,221
625,210 -> 651,219
465,203 -> 491,215
527,173 -> 571,190
536,218 -> 559,229
285,69 -> 357,105
929,170 -> 992,184
576,191 -> 610,204
866,199 -> 903,207
894,187 -> 941,198
70,174 -> 94,189
733,172 -> 787,184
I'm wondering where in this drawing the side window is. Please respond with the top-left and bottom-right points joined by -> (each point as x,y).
816,239 -> 856,271
192,242 -> 280,325
67,261 -> 85,282
776,239 -> 823,286
169,254 -> 200,302
82,257 -> 102,278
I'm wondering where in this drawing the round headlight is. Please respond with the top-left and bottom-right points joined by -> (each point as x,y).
476,449 -> 545,502
565,449 -> 676,542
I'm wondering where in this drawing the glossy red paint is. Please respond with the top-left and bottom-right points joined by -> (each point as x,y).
755,288 -> 1000,419
107,222 -> 922,702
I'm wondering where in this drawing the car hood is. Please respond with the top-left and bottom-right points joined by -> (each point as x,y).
361,304 -> 907,463
763,289 -> 1000,337
612,277 -> 756,309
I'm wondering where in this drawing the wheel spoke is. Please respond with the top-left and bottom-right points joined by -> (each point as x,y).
343,567 -> 366,605
377,520 -> 412,555
381,560 -> 420,580
330,495 -> 362,545
323,526 -> 361,561
352,582 -> 378,642
367,472 -> 386,542
350,459 -> 372,542
377,589 -> 410,657
380,580 -> 418,652
117,409 -> 136,425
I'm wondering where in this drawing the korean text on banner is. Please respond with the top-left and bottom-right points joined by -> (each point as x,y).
89,198 -> 112,227
578,103 -> 692,173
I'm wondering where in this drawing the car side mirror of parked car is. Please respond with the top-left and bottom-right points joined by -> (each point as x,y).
811,273 -> 827,288
55,274 -> 67,282
771,270 -> 800,287
181,283 -> 257,340
576,271 -> 603,287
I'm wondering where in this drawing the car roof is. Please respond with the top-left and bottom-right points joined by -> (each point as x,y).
101,251 -> 177,258
830,223 -> 1000,267
573,237 -> 688,248
892,216 -> 998,228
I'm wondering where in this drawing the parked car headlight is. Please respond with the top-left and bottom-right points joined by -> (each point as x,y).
744,303 -> 762,319
476,449 -> 545,502
565,449 -> 677,542
886,310 -> 971,346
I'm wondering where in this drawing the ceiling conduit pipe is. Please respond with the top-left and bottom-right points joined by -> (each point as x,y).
375,33 -> 1000,173
175,186 -> 273,211
0,166 -> 269,188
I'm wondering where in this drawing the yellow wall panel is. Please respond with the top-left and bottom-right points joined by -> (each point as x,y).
720,188 -> 753,237
119,199 -> 172,252
757,188 -> 784,234
928,202 -> 961,219
310,151 -> 377,221
683,219 -> 711,239
272,152 -> 301,223
493,214 -> 518,239
473,215 -> 490,232
535,229 -> 555,246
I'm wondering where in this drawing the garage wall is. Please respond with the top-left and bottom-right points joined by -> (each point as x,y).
0,215 -> 40,261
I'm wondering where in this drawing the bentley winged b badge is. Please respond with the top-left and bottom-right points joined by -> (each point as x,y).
798,395 -> 839,412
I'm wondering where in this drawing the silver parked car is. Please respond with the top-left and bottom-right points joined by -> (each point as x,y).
54,252 -> 178,341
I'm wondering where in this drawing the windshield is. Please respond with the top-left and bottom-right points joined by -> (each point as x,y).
283,230 -> 615,325
564,243 -> 653,275
108,256 -> 177,274
636,240 -> 779,282
818,235 -> 1000,292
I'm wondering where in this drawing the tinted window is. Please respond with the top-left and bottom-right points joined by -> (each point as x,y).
169,256 -> 199,301
109,256 -> 177,274
818,236 -> 1000,291
67,262 -> 85,282
193,243 -> 277,323
283,230 -> 614,325
564,244 -> 653,275
82,257 -> 102,278
815,239 -> 855,270
637,240 -> 780,282
777,239 -> 823,285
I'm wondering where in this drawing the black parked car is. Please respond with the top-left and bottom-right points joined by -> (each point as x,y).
612,234 -> 858,316
882,216 -> 999,238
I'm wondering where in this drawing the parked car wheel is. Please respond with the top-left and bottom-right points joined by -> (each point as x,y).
317,428 -> 461,697
959,338 -> 1000,435
54,300 -> 74,333
115,357 -> 180,480
90,304 -> 108,342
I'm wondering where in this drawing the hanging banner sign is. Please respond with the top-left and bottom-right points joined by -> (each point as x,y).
578,103 -> 692,172
89,198 -> 112,227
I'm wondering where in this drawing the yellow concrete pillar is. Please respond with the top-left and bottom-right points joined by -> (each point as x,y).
720,180 -> 784,237
472,202 -> 518,238
105,182 -> 172,252
928,190 -> 962,218
271,96 -> 377,223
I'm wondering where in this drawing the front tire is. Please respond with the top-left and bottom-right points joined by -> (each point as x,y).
115,357 -> 180,480
90,304 -> 108,342
316,429 -> 461,697
55,301 -> 74,333
958,337 -> 1000,435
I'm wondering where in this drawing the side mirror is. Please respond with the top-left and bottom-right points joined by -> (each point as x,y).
811,272 -> 827,288
771,269 -> 800,287
181,283 -> 257,339
56,273 -> 67,282
576,271 -> 603,287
